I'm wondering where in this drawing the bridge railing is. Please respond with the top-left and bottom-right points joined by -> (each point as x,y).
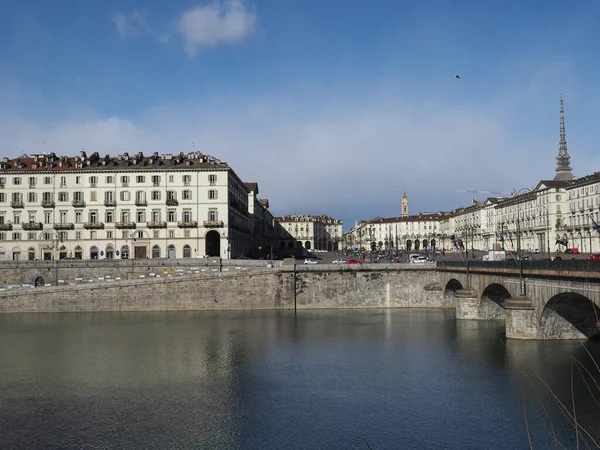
436,259 -> 600,273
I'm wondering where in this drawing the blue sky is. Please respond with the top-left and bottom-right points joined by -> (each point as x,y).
1,0 -> 600,228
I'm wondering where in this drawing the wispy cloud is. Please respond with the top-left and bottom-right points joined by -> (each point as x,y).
113,10 -> 152,38
113,12 -> 138,38
113,2 -> 257,55
177,0 -> 256,55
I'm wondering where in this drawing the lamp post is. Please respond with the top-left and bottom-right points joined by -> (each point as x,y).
515,187 -> 533,296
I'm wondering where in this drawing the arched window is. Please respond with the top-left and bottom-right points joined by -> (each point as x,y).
121,245 -> 130,259
74,246 -> 83,260
183,245 -> 191,258
28,247 -> 35,261
105,244 -> 114,259
167,245 -> 176,259
90,246 -> 99,260
152,245 -> 161,259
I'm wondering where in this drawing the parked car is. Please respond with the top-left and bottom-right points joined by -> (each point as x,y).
565,248 -> 580,254
304,258 -> 318,264
588,254 -> 600,261
411,256 -> 429,264
332,258 -> 347,264
346,259 -> 363,265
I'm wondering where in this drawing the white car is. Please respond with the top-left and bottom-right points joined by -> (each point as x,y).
410,256 -> 428,264
332,258 -> 347,264
304,258 -> 318,264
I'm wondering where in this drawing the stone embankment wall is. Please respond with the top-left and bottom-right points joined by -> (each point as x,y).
0,264 -> 444,313
0,258 -> 274,287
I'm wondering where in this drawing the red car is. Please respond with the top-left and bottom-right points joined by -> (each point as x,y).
588,254 -> 600,261
346,259 -> 364,265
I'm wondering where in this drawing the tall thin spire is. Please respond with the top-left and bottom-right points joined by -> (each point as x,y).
554,95 -> 574,181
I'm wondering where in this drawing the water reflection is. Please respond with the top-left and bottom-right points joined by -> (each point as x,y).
1,310 -> 600,449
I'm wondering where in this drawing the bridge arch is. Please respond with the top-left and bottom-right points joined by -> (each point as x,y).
480,283 -> 510,319
443,279 -> 463,306
540,293 -> 600,340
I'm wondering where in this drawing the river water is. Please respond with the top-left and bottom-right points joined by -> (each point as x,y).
1,309 -> 600,449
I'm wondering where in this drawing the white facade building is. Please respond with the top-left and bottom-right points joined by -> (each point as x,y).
0,151 -> 260,261
565,173 -> 600,253
275,214 -> 343,252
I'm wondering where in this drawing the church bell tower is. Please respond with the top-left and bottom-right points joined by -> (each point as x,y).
401,192 -> 408,217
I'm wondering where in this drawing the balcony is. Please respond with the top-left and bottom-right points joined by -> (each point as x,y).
22,222 -> 43,231
41,200 -> 55,208
166,198 -> 179,207
72,200 -> 86,207
115,221 -> 136,229
147,221 -> 167,229
0,223 -> 12,231
53,223 -> 75,230
10,201 -> 24,208
177,221 -> 198,228
104,200 -> 117,207
83,222 -> 105,230
135,199 -> 148,206
203,220 -> 224,228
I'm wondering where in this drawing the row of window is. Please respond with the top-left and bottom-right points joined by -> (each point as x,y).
1,189 -> 219,204
569,185 -> 600,199
0,208 -> 219,224
569,212 -> 600,227
0,174 -> 218,187
0,228 -> 200,241
9,244 -> 196,261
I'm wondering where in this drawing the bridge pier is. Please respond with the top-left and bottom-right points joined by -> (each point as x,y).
455,289 -> 480,320
504,298 -> 538,339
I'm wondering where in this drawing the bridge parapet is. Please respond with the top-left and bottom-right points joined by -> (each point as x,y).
436,260 -> 600,280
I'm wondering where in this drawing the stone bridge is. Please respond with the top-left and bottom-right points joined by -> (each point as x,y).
437,260 -> 600,340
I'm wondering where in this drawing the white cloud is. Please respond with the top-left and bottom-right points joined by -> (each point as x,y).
177,0 -> 256,55
113,12 -> 138,38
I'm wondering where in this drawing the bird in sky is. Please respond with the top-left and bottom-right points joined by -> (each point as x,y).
455,74 -> 460,79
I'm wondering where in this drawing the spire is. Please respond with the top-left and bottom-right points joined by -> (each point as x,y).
554,95 -> 574,181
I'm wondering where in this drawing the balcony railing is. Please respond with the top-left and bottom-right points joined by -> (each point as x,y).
166,198 -> 179,207
0,223 -> 12,231
83,222 -> 105,229
104,200 -> 117,207
53,223 -> 75,230
22,222 -> 43,231
115,221 -> 136,229
41,200 -> 55,208
135,199 -> 148,206
177,221 -> 198,228
72,200 -> 86,207
147,221 -> 167,229
203,220 -> 224,228
10,201 -> 24,208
